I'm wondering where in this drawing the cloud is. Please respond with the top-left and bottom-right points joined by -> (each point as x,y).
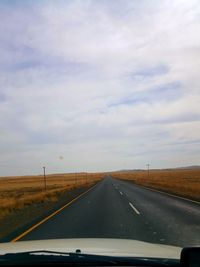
0,0 -> 200,175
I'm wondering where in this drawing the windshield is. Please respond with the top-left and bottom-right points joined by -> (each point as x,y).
0,0 -> 200,260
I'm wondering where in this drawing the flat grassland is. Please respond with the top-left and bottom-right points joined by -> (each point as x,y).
111,169 -> 200,201
1,169 -> 199,219
0,173 -> 104,218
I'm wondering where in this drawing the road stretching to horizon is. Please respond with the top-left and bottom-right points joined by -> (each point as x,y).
19,176 -> 200,247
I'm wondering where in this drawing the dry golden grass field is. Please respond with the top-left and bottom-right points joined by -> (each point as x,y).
0,172 -> 104,218
111,168 -> 200,201
1,169 -> 200,219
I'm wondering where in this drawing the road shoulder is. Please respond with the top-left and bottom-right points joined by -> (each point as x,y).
0,184 -> 96,243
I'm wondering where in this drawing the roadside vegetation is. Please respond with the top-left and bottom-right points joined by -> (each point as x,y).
1,168 -> 199,219
111,168 -> 200,201
0,173 -> 104,218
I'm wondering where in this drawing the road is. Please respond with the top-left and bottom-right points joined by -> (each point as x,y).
19,176 -> 200,247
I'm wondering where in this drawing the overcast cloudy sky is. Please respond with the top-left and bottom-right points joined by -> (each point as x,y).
0,0 -> 200,176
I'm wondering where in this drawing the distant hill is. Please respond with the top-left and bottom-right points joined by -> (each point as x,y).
114,169 -> 145,172
175,165 -> 200,169
114,165 -> 200,172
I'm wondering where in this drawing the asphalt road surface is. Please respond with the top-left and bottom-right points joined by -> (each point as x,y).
19,176 -> 200,247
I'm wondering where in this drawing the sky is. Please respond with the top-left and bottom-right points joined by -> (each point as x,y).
0,0 -> 200,176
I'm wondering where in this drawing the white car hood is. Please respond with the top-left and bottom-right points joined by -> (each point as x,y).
0,238 -> 181,259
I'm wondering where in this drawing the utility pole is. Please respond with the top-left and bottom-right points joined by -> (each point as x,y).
75,172 -> 78,186
43,166 -> 47,191
146,164 -> 150,179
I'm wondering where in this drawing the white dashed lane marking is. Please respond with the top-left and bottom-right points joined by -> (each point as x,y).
129,202 -> 140,215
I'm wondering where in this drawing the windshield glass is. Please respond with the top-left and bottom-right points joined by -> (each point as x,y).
0,0 -> 199,258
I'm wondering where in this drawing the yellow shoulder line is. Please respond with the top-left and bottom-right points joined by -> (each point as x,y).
11,183 -> 97,242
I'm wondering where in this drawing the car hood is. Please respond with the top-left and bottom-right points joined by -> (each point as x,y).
0,238 -> 181,259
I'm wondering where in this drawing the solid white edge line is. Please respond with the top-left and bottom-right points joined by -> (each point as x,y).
129,202 -> 140,215
140,185 -> 200,205
119,191 -> 123,195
